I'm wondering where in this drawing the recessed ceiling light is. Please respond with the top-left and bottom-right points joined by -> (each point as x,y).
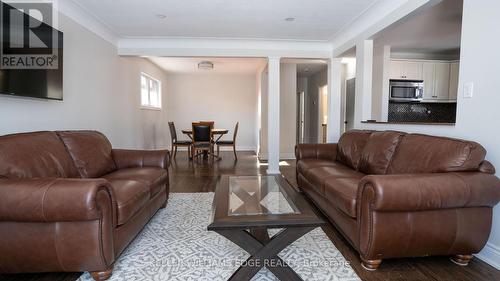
156,14 -> 167,19
284,17 -> 296,22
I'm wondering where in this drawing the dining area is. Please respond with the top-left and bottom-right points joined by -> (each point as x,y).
168,121 -> 239,162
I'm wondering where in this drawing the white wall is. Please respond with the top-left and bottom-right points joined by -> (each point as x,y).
280,63 -> 297,158
0,14 -> 168,149
117,57 -> 169,149
259,67 -> 269,157
165,73 -> 258,151
352,0 -> 500,269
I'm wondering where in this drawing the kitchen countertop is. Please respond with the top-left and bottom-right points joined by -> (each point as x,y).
361,120 -> 456,126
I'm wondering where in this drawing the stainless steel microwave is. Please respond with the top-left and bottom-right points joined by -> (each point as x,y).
389,80 -> 424,102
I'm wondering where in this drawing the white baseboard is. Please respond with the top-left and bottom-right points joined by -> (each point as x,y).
476,242 -> 500,270
258,153 -> 296,161
280,153 -> 296,160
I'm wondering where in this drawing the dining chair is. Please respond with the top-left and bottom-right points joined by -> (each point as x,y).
168,122 -> 192,159
198,121 -> 215,153
191,122 -> 216,160
216,122 -> 239,160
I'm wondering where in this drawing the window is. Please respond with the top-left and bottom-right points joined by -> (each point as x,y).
141,73 -> 161,109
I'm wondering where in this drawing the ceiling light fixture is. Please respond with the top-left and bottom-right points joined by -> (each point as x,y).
284,17 -> 296,22
156,14 -> 167,19
198,61 -> 214,70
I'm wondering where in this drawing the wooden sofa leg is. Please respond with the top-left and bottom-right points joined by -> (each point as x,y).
160,201 -> 167,208
451,254 -> 473,266
360,256 -> 382,271
90,267 -> 113,281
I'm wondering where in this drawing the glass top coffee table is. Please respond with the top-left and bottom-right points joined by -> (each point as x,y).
208,175 -> 325,281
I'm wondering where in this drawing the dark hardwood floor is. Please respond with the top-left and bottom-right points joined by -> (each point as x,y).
2,151 -> 499,281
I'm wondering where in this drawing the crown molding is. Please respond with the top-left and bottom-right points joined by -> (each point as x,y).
58,0 -> 120,46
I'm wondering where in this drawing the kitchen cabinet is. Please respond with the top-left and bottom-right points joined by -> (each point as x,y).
434,62 -> 451,100
423,63 -> 436,100
422,62 -> 452,100
390,60 -> 423,80
449,62 -> 460,100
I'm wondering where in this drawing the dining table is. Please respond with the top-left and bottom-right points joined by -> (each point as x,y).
181,128 -> 229,159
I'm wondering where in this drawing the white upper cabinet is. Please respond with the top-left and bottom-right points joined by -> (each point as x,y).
389,60 -> 423,80
404,61 -> 424,80
449,62 -> 460,100
389,61 -> 404,79
421,61 -> 453,100
434,62 -> 451,100
423,62 -> 435,99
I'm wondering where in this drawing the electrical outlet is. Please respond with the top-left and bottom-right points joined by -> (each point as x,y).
464,82 -> 474,98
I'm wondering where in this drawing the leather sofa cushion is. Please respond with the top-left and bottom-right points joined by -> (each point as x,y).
336,130 -> 373,170
304,164 -> 364,195
358,131 -> 405,175
103,167 -> 168,198
108,180 -> 150,225
57,131 -> 116,178
324,177 -> 360,218
388,134 -> 486,174
0,132 -> 79,178
297,159 -> 338,175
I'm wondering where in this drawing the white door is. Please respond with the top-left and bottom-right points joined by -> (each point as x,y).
296,91 -> 305,143
423,62 -> 435,99
449,62 -> 460,100
403,62 -> 423,80
345,79 -> 356,131
319,85 -> 328,143
435,62 -> 451,100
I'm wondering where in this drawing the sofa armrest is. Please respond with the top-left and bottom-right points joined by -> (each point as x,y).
358,172 -> 500,212
295,143 -> 338,161
0,178 -> 116,223
112,149 -> 170,169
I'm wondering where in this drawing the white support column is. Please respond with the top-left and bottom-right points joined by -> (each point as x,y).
327,58 -> 343,143
380,45 -> 391,122
267,56 -> 281,174
355,40 -> 374,125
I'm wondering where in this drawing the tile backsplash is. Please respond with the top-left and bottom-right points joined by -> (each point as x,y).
388,102 -> 457,123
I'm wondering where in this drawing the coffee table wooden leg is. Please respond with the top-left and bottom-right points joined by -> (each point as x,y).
250,227 -> 270,244
216,227 -> 315,281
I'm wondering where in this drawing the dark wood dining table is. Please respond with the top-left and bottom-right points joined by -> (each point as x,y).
181,128 -> 229,142
182,129 -> 229,159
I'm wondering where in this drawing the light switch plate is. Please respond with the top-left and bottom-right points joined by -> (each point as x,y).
464,82 -> 474,98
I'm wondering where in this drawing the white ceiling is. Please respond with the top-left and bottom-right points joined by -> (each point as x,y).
373,0 -> 463,55
148,57 -> 267,74
72,0 -> 377,41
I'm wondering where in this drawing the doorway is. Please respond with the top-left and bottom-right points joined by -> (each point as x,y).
296,91 -> 305,144
293,59 -> 329,144
345,78 -> 356,132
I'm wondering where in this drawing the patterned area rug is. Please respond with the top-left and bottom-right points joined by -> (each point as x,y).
78,193 -> 360,281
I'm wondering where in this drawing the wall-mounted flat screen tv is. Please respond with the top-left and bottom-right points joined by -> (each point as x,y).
0,2 -> 63,100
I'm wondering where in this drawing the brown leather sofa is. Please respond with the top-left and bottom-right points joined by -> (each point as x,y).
0,131 -> 170,280
296,130 -> 500,270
